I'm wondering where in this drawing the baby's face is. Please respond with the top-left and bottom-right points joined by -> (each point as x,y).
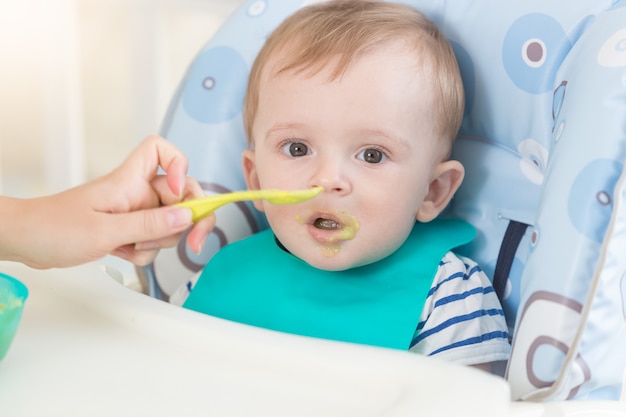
244,42 -> 443,271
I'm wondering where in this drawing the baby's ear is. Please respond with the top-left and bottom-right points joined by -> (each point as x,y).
416,160 -> 464,222
242,150 -> 265,212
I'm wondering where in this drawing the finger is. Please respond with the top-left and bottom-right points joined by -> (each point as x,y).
150,175 -> 206,206
149,176 -> 182,205
134,233 -> 183,251
165,157 -> 187,198
149,135 -> 189,197
186,214 -> 215,254
121,135 -> 188,191
107,206 -> 193,249
182,176 -> 206,199
112,245 -> 160,266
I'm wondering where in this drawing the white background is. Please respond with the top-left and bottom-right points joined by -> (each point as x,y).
0,0 -> 246,197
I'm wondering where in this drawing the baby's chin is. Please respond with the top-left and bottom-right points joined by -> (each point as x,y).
305,258 -> 358,272
293,247 -> 386,272
277,229 -> 404,272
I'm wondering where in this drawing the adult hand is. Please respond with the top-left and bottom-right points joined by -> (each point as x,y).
0,135 -> 214,268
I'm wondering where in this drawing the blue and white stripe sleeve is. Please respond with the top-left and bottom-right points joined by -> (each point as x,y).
409,252 -> 511,366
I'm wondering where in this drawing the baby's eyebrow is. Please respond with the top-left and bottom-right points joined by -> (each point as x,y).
266,123 -> 307,138
356,127 -> 411,151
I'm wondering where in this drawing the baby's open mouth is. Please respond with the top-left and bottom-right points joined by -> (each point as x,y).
313,218 -> 341,230
299,211 -> 360,257
307,211 -> 360,242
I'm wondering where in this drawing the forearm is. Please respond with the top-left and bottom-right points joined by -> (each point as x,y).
0,196 -> 40,266
0,190 -> 99,269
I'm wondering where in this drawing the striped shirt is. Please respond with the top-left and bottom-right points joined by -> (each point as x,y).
409,251 -> 511,365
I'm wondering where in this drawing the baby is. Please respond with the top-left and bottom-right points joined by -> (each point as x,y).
181,0 -> 510,373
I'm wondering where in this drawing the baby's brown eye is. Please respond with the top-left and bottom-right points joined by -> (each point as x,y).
358,148 -> 386,164
282,142 -> 309,157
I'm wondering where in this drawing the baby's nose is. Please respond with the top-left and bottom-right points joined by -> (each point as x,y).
309,158 -> 351,195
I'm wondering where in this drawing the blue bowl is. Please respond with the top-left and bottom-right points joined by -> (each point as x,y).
0,273 -> 28,361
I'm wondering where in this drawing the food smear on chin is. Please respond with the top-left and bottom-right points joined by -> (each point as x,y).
321,246 -> 340,257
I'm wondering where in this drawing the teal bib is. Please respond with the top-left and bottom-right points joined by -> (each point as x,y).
183,218 -> 474,350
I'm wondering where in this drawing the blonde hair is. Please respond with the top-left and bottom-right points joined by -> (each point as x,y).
243,0 -> 464,157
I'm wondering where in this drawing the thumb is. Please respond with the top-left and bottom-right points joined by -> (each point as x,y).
112,206 -> 193,247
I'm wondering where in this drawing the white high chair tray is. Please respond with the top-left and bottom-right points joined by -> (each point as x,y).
0,261 -> 622,416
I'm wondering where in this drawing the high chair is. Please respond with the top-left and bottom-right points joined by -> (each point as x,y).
141,0 -> 626,411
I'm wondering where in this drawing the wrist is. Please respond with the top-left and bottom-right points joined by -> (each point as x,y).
0,196 -> 35,264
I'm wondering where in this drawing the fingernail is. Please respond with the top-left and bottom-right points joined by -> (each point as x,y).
177,177 -> 185,198
195,241 -> 204,256
167,207 -> 192,229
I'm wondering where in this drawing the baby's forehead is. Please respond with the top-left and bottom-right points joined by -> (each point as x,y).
261,37 -> 432,83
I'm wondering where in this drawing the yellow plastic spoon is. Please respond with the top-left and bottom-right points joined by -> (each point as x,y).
175,186 -> 324,222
